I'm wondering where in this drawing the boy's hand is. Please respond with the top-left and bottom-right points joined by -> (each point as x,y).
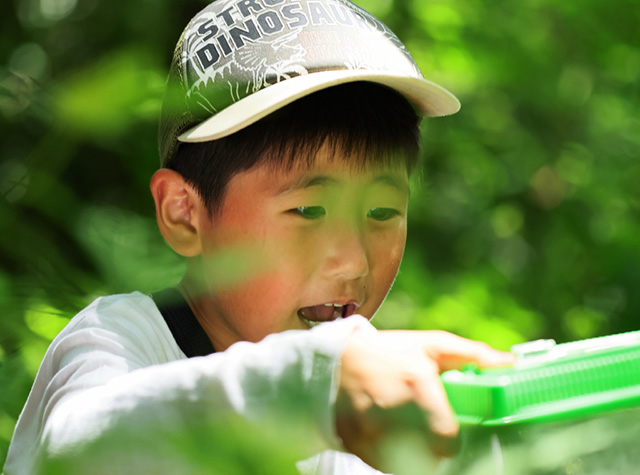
336,327 -> 515,470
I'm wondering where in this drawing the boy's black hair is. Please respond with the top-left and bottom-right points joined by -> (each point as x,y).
165,82 -> 421,216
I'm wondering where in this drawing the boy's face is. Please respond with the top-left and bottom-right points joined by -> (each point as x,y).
192,145 -> 409,349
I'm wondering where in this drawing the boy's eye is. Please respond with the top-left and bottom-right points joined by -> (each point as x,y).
292,206 -> 326,219
367,208 -> 400,221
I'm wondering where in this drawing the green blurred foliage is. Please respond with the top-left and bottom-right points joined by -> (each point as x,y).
40,410 -> 307,474
440,408 -> 640,474
1,0 -> 639,469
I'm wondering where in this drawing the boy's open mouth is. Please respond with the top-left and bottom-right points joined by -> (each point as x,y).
298,303 -> 358,328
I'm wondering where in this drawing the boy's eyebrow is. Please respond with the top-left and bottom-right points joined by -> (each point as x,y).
277,174 -> 410,195
372,174 -> 410,195
276,175 -> 336,195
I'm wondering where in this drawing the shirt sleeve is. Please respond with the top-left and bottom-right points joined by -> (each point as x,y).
3,293 -> 372,475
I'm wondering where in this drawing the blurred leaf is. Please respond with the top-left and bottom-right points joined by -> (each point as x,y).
24,303 -> 68,341
54,49 -> 163,138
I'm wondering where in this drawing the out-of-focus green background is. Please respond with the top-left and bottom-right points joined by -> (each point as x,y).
1,0 -> 639,466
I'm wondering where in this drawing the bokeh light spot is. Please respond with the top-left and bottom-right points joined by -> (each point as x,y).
9,43 -> 49,79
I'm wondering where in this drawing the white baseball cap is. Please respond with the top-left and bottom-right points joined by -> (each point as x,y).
159,0 -> 460,165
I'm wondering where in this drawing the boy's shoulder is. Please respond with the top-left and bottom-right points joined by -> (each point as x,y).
63,291 -> 158,333
51,291 -> 184,365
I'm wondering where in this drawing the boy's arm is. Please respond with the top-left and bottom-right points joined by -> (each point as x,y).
4,295 -> 363,474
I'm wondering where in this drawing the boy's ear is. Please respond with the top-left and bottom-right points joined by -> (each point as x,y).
150,169 -> 205,257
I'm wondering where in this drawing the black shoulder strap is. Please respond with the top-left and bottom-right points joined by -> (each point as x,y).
152,288 -> 216,357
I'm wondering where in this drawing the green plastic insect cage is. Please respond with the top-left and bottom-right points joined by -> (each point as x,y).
441,330 -> 640,426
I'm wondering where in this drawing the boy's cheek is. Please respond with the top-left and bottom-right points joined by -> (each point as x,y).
213,273 -> 307,339
369,224 -> 407,265
368,230 -> 407,293
216,272 -> 297,306
199,241 -> 278,292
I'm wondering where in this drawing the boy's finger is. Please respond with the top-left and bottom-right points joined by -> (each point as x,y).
405,359 -> 460,455
417,331 -> 515,372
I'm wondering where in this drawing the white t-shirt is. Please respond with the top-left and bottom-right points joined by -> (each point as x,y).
3,292 -> 385,474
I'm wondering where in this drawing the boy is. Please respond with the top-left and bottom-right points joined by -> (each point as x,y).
4,1 -> 513,473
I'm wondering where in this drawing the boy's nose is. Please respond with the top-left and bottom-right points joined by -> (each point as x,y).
322,226 -> 369,280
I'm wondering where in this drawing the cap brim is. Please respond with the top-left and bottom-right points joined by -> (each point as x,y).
178,70 -> 460,143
